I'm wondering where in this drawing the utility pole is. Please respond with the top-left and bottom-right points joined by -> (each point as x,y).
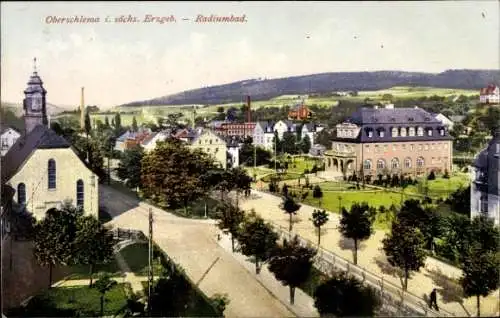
107,142 -> 111,185
274,136 -> 277,172
253,143 -> 257,177
147,208 -> 154,315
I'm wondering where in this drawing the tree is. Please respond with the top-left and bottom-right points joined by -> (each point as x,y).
74,215 -> 115,286
114,112 -> 122,130
273,131 -> 282,155
397,199 -> 442,251
214,202 -> 245,252
311,209 -> 329,246
116,145 -> 144,189
131,116 -> 138,132
84,111 -> 92,137
150,268 -> 193,317
314,272 -> 381,317
315,129 -> 334,150
312,185 -> 323,206
104,116 -> 110,128
446,185 -> 471,216
93,273 -> 117,317
268,236 -> 317,304
339,202 -> 374,265
427,171 -> 436,180
300,134 -> 311,154
239,144 -> 272,166
141,139 -> 216,212
238,211 -> 278,274
229,167 -> 252,207
280,196 -> 301,232
217,106 -> 224,114
382,220 -> 427,291
282,131 -> 297,154
460,245 -> 500,317
34,205 -> 81,287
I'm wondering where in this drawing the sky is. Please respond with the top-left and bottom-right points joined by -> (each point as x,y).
1,1 -> 499,108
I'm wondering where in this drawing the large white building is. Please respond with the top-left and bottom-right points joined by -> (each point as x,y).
253,120 -> 322,152
471,130 -> 500,225
1,67 -> 99,220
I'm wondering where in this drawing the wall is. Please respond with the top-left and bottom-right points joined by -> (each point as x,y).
7,148 -> 99,220
330,139 -> 453,176
190,132 -> 227,169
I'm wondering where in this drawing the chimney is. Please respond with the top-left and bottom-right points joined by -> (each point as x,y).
80,87 -> 85,129
246,95 -> 251,123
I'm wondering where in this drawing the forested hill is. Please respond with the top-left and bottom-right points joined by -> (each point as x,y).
121,69 -> 500,107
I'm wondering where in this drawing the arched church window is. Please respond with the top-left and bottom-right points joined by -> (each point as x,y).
76,179 -> 84,209
48,159 -> 56,189
18,183 -> 26,205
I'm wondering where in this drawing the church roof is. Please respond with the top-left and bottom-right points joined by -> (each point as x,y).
1,125 -> 70,182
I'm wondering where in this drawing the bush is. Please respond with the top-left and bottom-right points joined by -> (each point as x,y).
427,171 -> 436,180
304,168 -> 310,174
443,169 -> 450,179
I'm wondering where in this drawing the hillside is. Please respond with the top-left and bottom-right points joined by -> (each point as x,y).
1,102 -> 67,116
121,69 -> 499,107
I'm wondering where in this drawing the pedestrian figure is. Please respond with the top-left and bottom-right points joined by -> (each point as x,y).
429,288 -> 439,311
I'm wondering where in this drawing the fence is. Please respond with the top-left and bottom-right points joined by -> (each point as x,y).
269,221 -> 455,317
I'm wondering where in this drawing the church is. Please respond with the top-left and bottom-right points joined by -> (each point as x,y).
1,64 -> 99,221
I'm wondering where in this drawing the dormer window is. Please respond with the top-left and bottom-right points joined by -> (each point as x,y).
440,129 -> 445,136
409,127 -> 415,137
391,127 -> 398,137
427,129 -> 433,136
379,130 -> 385,138
368,131 -> 373,138
417,127 -> 424,136
400,127 -> 407,137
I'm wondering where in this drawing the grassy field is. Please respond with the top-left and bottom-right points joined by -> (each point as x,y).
119,243 -> 164,276
402,173 -> 470,198
286,156 -> 322,174
67,259 -> 123,280
17,284 -> 129,317
110,86 -> 478,116
49,86 -> 479,128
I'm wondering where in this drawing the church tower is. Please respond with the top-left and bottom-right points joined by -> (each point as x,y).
23,58 -> 48,134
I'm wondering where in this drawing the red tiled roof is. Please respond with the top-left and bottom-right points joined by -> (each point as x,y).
480,84 -> 498,95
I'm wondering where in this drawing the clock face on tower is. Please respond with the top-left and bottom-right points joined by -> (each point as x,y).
32,93 -> 42,111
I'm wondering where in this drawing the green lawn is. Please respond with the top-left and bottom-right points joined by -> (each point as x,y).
16,284 -> 129,317
402,174 -> 470,198
120,243 -> 164,276
261,172 -> 303,182
286,156 -> 322,174
67,259 -> 123,280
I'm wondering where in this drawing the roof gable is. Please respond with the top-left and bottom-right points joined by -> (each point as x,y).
2,125 -> 71,182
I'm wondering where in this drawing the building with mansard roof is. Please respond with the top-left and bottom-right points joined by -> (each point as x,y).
324,104 -> 453,179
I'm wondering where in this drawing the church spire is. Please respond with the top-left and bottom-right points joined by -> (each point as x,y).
33,57 -> 37,73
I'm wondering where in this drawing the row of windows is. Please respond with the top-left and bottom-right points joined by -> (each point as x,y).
17,180 -> 84,209
363,157 -> 426,170
198,139 -> 220,145
364,143 -> 449,153
364,126 -> 446,138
